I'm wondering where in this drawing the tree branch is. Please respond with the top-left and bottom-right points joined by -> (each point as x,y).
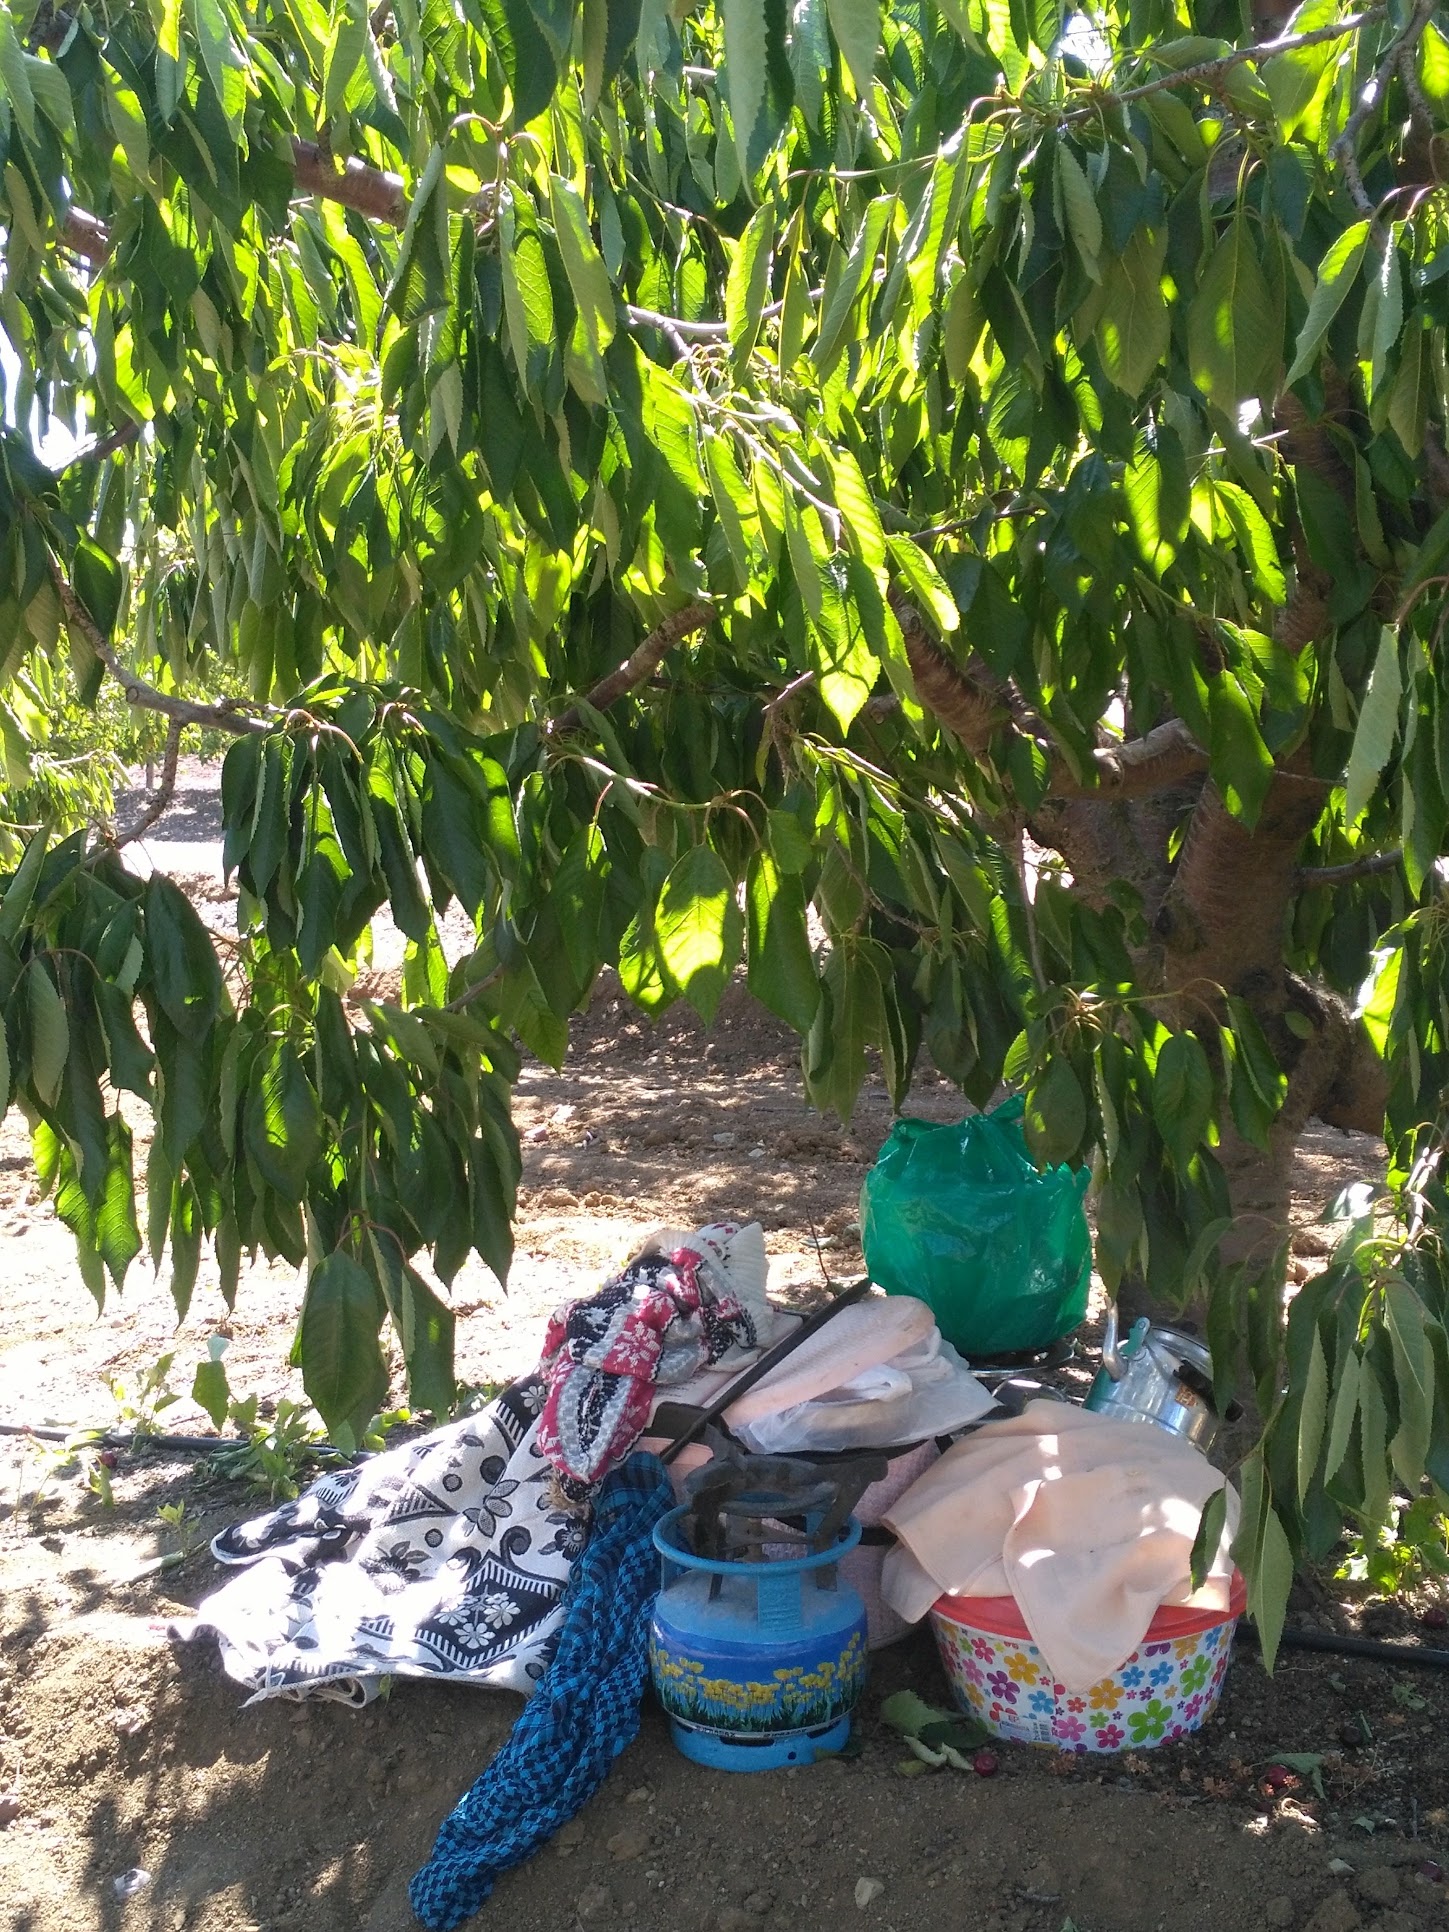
50,559 -> 269,738
1296,849 -> 1403,887
1057,719 -> 1209,801
1331,0 -> 1436,216
1064,9 -> 1383,122
288,139 -> 406,226
113,718 -> 181,849
63,420 -> 142,469
57,139 -> 407,270
548,603 -> 716,734
893,592 -> 1208,800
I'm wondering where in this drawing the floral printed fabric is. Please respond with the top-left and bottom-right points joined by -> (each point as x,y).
174,1380 -> 578,1706
536,1237 -> 758,1495
931,1610 -> 1235,1753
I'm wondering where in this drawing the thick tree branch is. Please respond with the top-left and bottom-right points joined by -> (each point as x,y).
114,719 -> 181,849
57,139 -> 406,269
894,594 -> 1208,800
50,560 -> 268,738
548,603 -> 715,734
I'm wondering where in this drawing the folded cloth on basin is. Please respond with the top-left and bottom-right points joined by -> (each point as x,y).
881,1400 -> 1238,1691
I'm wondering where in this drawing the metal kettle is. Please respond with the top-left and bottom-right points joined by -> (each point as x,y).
1083,1306 -> 1222,1452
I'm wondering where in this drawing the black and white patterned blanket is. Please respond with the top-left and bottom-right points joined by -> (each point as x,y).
176,1379 -> 580,1705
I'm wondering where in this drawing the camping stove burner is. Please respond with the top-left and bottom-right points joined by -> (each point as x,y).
683,1466 -> 850,1564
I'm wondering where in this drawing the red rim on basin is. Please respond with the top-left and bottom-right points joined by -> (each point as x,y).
932,1570 -> 1247,1642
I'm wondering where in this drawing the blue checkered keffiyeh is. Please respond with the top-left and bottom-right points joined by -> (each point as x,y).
409,1453 -> 674,1930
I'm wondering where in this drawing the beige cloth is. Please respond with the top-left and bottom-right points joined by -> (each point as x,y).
881,1401 -> 1239,1690
723,1295 -> 938,1423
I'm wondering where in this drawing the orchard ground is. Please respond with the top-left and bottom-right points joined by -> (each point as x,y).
0,767 -> 1442,1932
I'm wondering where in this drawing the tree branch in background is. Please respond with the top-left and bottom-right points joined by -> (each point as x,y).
59,207 -> 110,266
1297,849 -> 1403,887
64,420 -> 142,469
1064,9 -> 1383,122
113,718 -> 181,849
549,603 -> 716,733
50,560 -> 269,738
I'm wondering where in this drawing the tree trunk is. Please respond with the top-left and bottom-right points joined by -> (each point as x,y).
1035,765 -> 1388,1329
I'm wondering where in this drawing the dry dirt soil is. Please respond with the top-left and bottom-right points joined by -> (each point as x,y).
1,768 -> 1445,1932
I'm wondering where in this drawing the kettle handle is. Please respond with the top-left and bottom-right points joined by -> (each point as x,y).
1101,1306 -> 1151,1381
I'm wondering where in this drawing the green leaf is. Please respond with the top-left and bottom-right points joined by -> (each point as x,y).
1285,221 -> 1369,385
1189,1486 -> 1228,1591
1024,1054 -> 1087,1167
1151,1030 -> 1214,1170
1389,320 -> 1428,457
1216,482 -> 1287,605
169,1176 -> 201,1323
396,1263 -> 457,1417
323,0 -> 370,120
1323,1347 -> 1361,1481
1123,441 -> 1178,574
498,186 -> 558,403
655,845 -> 742,1024
71,536 -> 124,640
746,851 -> 820,1032
244,1042 -> 323,1203
768,808 -> 814,874
1208,671 -> 1275,826
144,874 -> 224,1039
297,1253 -> 388,1446
725,201 -> 776,376
95,980 -> 155,1098
27,964 -> 69,1107
1385,1276 -> 1434,1488
0,825 -> 50,949
813,196 -> 894,374
191,0 -> 246,134
192,1355 -> 230,1431
1297,1328 -> 1329,1500
1344,626 -> 1402,825
1095,225 -> 1169,397
1362,238 -> 1404,399
1057,144 -> 1101,283
550,173 -> 617,361
722,0 -> 769,173
887,536 -> 958,635
825,0 -> 880,93
1187,218 -> 1275,410
0,11 -> 37,144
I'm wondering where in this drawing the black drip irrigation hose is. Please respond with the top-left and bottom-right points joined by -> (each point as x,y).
1237,1619 -> 1449,1671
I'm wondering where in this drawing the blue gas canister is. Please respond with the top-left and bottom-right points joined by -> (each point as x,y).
649,1491 -> 868,1772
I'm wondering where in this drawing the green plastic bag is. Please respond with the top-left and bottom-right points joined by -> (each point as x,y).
859,1097 -> 1091,1358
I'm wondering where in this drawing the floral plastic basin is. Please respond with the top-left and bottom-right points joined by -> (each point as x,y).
929,1574 -> 1246,1753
